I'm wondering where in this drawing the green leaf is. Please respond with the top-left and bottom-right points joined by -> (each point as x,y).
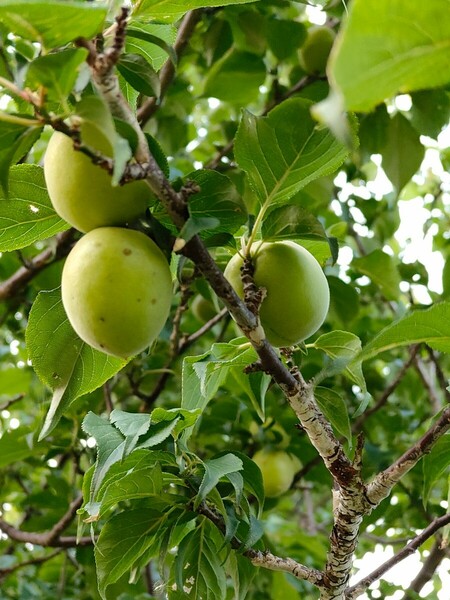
313,330 -> 366,392
261,205 -> 336,260
410,89 -> 450,139
26,290 -> 127,440
188,170 -> 248,239
150,406 -> 202,438
95,509 -> 169,599
299,238 -> 334,266
381,113 -> 425,193
227,553 -> 257,600
145,133 -> 170,178
328,275 -> 360,325
26,48 -> 88,104
76,95 -> 132,186
0,428 -> 34,467
203,49 -> 266,105
229,369 -> 270,421
315,387 -> 351,445
267,19 -> 306,61
0,0 -> 107,50
84,449 -> 176,518
181,352 -> 227,412
126,22 -> 177,71
98,463 -> 163,518
177,215 -> 220,247
135,418 -> 180,449
117,53 -> 161,98
195,453 -> 243,508
358,103 -> 390,162
0,367 -> 31,396
231,451 -> 265,517
133,0 -> 258,23
109,409 -> 151,455
235,98 -> 349,208
352,249 -> 401,301
361,302 -> 450,361
172,518 -> 227,600
0,164 -> 69,251
0,121 -> 43,195
422,432 -> 450,506
82,412 -> 126,500
327,0 -> 450,112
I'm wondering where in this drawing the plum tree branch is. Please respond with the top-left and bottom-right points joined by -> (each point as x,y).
0,549 -> 63,580
0,496 -> 92,547
366,405 -> 450,505
345,512 -> 450,599
403,540 -> 449,598
197,502 -> 324,587
0,229 -> 76,301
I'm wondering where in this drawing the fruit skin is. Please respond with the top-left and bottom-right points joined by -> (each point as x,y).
44,130 -> 150,233
299,26 -> 336,74
252,449 -> 300,498
224,241 -> 330,347
61,228 -> 172,358
191,295 -> 217,322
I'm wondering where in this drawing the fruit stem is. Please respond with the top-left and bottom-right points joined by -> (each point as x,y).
245,203 -> 269,256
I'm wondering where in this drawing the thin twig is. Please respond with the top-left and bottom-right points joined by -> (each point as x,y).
353,345 -> 420,431
197,502 -> 324,587
0,230 -> 76,301
346,513 -> 450,599
0,549 -> 63,580
0,496 -> 87,547
367,406 -> 450,505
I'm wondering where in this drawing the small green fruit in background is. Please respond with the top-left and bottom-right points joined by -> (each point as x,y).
61,228 -> 172,358
224,241 -> 330,347
191,295 -> 217,322
44,129 -> 150,233
253,449 -> 301,498
299,25 -> 336,74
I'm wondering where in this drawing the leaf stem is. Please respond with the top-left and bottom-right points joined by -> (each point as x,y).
0,111 -> 41,127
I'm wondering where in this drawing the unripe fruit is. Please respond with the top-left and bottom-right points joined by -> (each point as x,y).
61,228 -> 172,358
191,295 -> 217,322
44,130 -> 150,233
299,26 -> 336,74
253,449 -> 300,498
224,241 -> 329,347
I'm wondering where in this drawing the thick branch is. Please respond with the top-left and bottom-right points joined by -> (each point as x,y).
137,10 -> 203,126
0,496 -> 90,548
0,229 -> 75,301
345,513 -> 450,599
367,406 -> 450,505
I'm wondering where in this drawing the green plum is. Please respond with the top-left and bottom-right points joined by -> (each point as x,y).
191,295 -> 217,322
44,129 -> 150,233
253,449 -> 301,498
299,25 -> 336,74
224,241 -> 330,347
61,228 -> 173,358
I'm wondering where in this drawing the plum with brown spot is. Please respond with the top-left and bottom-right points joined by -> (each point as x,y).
61,228 -> 173,358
